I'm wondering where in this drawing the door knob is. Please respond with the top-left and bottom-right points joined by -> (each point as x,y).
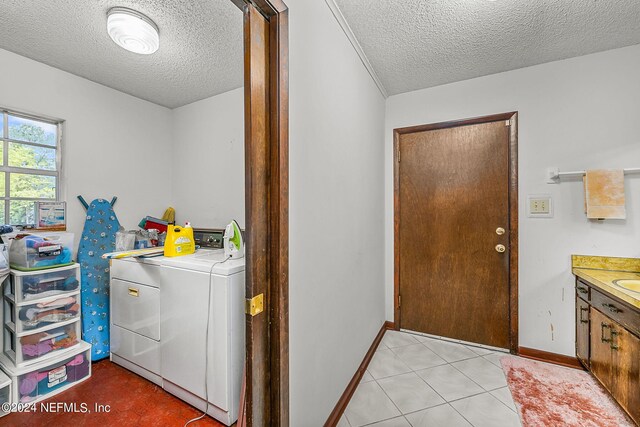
496,227 -> 505,235
495,244 -> 506,253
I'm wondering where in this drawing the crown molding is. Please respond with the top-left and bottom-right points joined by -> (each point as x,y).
325,0 -> 388,99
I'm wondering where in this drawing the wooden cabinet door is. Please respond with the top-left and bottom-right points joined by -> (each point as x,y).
590,309 -> 614,392
575,297 -> 590,367
610,323 -> 640,425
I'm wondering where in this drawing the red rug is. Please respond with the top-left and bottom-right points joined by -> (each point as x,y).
500,356 -> 634,427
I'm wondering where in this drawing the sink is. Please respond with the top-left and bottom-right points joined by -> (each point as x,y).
613,279 -> 640,293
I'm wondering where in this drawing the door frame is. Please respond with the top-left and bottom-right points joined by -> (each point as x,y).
393,112 -> 519,354
233,0 -> 289,425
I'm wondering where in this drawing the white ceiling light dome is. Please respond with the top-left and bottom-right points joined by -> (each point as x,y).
107,7 -> 159,55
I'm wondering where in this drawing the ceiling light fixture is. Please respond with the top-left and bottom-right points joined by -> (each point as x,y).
107,7 -> 159,55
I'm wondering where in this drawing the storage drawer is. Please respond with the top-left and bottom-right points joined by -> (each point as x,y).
5,320 -> 81,366
0,371 -> 10,418
576,280 -> 590,301
8,264 -> 79,303
14,343 -> 91,403
9,232 -> 74,271
111,279 -> 160,340
7,292 -> 80,334
111,325 -> 160,375
591,289 -> 640,336
110,260 -> 162,288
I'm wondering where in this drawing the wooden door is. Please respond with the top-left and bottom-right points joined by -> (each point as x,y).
575,297 -> 590,367
610,321 -> 640,424
395,114 -> 517,350
590,309 -> 614,391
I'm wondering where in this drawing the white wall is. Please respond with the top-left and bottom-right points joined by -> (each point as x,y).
0,48 -> 173,242
170,87 -> 244,229
3,16 -> 389,424
385,44 -> 640,357
287,0 -> 387,425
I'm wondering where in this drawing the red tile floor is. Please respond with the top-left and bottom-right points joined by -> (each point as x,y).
4,360 -> 230,427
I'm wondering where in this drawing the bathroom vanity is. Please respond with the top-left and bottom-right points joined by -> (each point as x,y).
572,255 -> 640,425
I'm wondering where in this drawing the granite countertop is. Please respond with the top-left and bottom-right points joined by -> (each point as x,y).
572,255 -> 640,309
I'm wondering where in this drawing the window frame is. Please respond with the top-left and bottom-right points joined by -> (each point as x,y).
1,108 -> 63,226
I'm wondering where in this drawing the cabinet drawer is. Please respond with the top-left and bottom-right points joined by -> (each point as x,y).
110,260 -> 162,289
576,280 -> 590,301
591,289 -> 640,337
111,279 -> 160,340
110,325 -> 160,375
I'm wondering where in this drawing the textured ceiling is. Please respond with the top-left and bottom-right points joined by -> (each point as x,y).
0,0 -> 243,108
334,0 -> 640,96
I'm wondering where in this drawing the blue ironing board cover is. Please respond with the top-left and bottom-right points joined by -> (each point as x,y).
77,198 -> 120,361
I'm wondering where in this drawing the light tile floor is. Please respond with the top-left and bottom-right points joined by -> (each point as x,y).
340,330 -> 522,427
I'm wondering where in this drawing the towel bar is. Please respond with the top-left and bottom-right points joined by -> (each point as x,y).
547,167 -> 640,184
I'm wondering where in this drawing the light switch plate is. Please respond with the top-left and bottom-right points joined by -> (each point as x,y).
527,194 -> 553,218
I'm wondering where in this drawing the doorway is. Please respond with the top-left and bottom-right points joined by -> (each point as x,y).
393,113 -> 518,352
234,0 -> 289,426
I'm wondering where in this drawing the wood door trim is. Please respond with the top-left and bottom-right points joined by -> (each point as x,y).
233,0 -> 287,17
393,112 -> 519,353
508,113 -> 519,354
324,322 -> 395,427
239,0 -> 289,426
394,112 -> 518,135
268,5 -> 289,425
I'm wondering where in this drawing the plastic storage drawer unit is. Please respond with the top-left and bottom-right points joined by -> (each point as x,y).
4,320 -> 81,366
0,342 -> 91,404
6,264 -> 79,303
4,291 -> 80,334
0,370 -> 10,417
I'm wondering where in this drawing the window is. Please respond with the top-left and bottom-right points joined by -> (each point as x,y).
0,109 -> 61,225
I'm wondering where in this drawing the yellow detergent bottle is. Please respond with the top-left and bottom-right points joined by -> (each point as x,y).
164,223 -> 195,257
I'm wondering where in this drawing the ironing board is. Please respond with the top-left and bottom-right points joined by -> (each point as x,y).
77,196 -> 120,361
101,247 -> 164,259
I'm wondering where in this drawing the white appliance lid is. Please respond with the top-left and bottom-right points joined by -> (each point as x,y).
120,248 -> 244,275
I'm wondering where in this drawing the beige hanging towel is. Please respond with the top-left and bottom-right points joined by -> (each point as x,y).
584,169 -> 626,219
